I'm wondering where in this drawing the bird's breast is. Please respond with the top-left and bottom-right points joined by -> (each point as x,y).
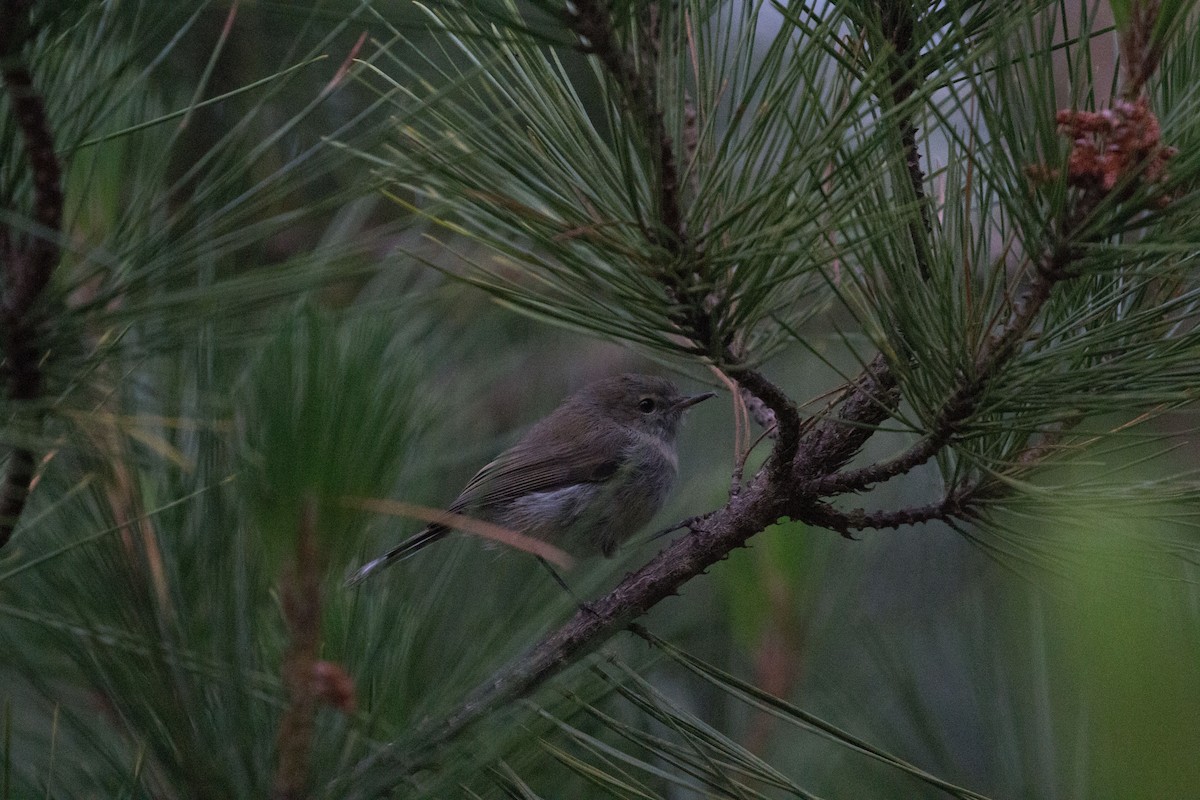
494,438 -> 678,558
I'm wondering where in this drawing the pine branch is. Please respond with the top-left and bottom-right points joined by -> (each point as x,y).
872,0 -> 933,279
566,0 -> 685,248
726,362 -> 801,479
564,0 -> 803,471
0,0 -> 64,546
805,414 -> 1083,534
786,1 -> 941,497
801,376 -> 983,497
804,487 -> 979,534
803,204 -> 1089,500
791,353 -> 900,483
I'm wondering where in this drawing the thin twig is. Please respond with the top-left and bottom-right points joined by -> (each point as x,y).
806,414 -> 1084,535
725,364 -> 801,479
874,1 -> 933,279
804,487 -> 979,535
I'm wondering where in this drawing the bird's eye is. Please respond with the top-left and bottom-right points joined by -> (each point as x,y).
637,397 -> 656,413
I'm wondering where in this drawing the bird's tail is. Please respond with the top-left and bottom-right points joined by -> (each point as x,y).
345,525 -> 449,587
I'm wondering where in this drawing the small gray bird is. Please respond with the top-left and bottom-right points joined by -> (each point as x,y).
348,373 -> 714,584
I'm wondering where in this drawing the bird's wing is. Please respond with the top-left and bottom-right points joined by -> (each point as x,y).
449,437 -> 620,512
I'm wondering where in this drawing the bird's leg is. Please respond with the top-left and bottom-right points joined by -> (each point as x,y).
537,556 -> 600,620
647,511 -> 712,542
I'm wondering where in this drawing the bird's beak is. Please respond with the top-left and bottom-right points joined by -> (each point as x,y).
673,391 -> 716,412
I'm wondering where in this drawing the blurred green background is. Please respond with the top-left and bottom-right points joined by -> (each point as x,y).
0,1 -> 1196,799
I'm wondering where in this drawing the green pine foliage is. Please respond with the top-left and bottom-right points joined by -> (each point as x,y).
0,1 -> 1197,799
